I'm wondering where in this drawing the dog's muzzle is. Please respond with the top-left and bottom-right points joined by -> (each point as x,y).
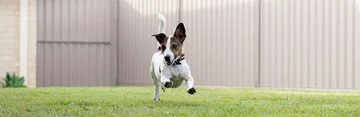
165,54 -> 185,66
164,56 -> 172,65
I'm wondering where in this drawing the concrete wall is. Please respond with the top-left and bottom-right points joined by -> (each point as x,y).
28,0 -> 36,88
0,0 -> 36,87
0,0 -> 20,85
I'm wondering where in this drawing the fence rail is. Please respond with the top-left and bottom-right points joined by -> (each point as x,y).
37,40 -> 111,45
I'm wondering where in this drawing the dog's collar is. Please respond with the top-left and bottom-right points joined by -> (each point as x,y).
171,53 -> 185,65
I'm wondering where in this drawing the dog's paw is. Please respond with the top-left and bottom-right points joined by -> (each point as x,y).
164,82 -> 173,88
188,88 -> 196,94
153,98 -> 160,101
161,87 -> 166,92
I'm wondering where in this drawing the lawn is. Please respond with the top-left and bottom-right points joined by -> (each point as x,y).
0,87 -> 360,117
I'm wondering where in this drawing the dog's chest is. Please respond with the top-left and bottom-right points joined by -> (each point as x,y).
170,74 -> 184,88
167,66 -> 182,76
167,66 -> 185,87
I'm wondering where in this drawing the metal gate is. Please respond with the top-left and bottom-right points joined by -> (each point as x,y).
36,0 -> 117,87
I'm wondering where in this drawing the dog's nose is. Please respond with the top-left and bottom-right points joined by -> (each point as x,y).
164,56 -> 170,62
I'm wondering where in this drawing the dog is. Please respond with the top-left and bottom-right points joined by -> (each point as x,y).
150,14 -> 196,101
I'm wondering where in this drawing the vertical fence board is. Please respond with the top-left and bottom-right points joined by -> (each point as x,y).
355,0 -> 360,89
60,0 -> 69,86
68,0 -> 77,86
37,0 -> 45,87
52,0 -> 61,86
44,0 -> 53,86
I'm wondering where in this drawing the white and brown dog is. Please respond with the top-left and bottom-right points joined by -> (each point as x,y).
150,14 -> 196,101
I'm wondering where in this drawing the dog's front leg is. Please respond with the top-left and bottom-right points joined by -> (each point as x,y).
183,72 -> 196,94
161,71 -> 173,88
161,76 -> 172,88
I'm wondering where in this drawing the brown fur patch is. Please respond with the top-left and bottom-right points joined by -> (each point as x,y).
153,33 -> 168,53
159,37 -> 168,53
170,36 -> 183,58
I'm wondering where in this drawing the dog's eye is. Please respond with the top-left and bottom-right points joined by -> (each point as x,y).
161,45 -> 166,50
171,44 -> 178,49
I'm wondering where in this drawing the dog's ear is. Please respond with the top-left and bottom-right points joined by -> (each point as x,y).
152,33 -> 167,44
173,23 -> 186,44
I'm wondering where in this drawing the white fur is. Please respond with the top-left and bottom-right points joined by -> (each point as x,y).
158,14 -> 166,33
164,36 -> 174,61
150,14 -> 195,101
150,52 -> 195,101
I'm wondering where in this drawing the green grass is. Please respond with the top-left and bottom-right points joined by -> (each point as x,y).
1,87 -> 360,117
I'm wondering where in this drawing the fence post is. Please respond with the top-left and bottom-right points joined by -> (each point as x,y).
256,0 -> 262,88
178,0 -> 182,23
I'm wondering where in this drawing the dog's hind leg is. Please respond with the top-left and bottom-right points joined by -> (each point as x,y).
153,83 -> 161,101
150,61 -> 161,101
151,73 -> 161,101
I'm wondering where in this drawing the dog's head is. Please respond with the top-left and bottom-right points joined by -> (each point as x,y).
152,23 -> 186,65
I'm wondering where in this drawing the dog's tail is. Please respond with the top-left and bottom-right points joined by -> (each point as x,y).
158,14 -> 166,33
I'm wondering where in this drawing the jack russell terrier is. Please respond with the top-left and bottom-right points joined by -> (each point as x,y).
150,14 -> 196,101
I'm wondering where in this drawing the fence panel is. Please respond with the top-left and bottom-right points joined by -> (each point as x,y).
37,0 -> 117,87
260,0 -> 360,89
180,0 -> 260,86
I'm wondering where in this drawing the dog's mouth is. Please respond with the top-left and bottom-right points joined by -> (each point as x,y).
166,62 -> 172,65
